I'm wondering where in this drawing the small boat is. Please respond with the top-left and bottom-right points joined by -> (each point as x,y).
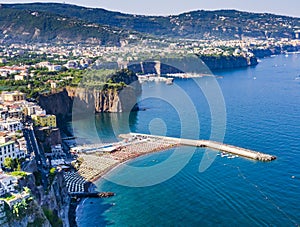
215,76 -> 224,79
221,153 -> 229,158
166,78 -> 174,85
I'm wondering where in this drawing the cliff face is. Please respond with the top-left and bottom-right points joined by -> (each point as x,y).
128,62 -> 183,75
251,45 -> 300,58
0,170 -> 69,227
38,71 -> 141,123
199,56 -> 258,70
127,56 -> 258,75
67,86 -> 139,113
17,171 -> 70,227
40,171 -> 70,226
1,199 -> 51,227
38,89 -> 73,122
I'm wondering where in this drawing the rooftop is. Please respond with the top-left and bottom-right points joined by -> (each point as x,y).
0,140 -> 15,147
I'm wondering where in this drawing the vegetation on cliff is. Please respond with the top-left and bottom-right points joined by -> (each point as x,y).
0,68 -> 140,98
80,69 -> 140,90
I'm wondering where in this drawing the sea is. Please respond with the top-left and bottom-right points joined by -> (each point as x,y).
75,54 -> 300,226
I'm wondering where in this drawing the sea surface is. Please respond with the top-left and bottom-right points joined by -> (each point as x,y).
75,54 -> 300,226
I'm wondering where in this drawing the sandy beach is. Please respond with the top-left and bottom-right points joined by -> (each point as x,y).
77,136 -> 179,184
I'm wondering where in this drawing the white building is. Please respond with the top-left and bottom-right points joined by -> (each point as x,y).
24,103 -> 45,116
0,119 -> 23,132
48,65 -> 62,71
0,172 -> 18,196
16,138 -> 28,156
45,144 -> 65,159
0,134 -> 25,166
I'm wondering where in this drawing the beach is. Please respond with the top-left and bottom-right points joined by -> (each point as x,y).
76,135 -> 179,183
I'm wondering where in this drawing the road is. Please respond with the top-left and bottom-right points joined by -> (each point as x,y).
23,124 -> 49,189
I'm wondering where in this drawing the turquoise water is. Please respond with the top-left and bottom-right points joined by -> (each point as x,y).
76,55 -> 300,226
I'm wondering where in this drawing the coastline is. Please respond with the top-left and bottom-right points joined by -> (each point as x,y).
85,142 -> 180,184
73,143 -> 179,225
69,197 -> 81,227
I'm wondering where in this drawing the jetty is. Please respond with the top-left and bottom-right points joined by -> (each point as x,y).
69,192 -> 115,198
120,133 -> 276,162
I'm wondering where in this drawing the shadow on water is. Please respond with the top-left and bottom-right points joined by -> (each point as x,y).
76,197 -> 115,226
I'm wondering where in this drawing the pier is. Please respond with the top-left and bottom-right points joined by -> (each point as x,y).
120,133 -> 276,162
69,192 -> 115,198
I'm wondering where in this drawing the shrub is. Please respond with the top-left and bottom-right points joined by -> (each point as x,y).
10,171 -> 27,178
42,207 -> 63,227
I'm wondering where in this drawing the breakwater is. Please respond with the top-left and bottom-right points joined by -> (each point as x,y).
120,133 -> 276,162
70,192 -> 115,198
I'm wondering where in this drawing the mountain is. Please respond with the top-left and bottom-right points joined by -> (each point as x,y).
3,3 -> 300,40
0,6 -> 140,45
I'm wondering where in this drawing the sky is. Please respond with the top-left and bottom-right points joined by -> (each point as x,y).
1,0 -> 300,17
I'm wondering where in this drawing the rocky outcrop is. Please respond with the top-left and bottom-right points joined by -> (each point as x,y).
1,199 -> 51,227
35,127 -> 62,149
0,170 -> 69,227
38,89 -> 73,122
40,171 -> 70,226
38,70 -> 141,124
250,45 -> 300,58
127,55 -> 258,74
68,86 -> 139,113
17,171 -> 70,227
128,62 -> 183,75
250,47 -> 281,58
199,56 -> 258,70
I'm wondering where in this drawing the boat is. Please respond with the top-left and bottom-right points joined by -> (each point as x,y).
221,152 -> 229,158
166,78 -> 174,85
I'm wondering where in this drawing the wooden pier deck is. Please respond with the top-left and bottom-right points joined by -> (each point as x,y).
120,133 -> 276,162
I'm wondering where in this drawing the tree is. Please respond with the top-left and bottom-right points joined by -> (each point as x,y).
3,157 -> 14,170
3,157 -> 23,171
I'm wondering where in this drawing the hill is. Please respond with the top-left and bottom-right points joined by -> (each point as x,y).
3,3 -> 300,40
0,6 -> 140,45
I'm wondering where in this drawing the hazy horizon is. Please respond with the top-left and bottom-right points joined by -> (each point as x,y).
0,0 -> 300,18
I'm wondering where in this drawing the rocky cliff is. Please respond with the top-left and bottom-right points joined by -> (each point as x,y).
127,55 -> 258,75
199,55 -> 258,70
0,198 -> 51,227
250,45 -> 300,58
38,69 -> 141,124
1,169 -> 69,227
38,89 -> 73,122
67,85 -> 140,113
